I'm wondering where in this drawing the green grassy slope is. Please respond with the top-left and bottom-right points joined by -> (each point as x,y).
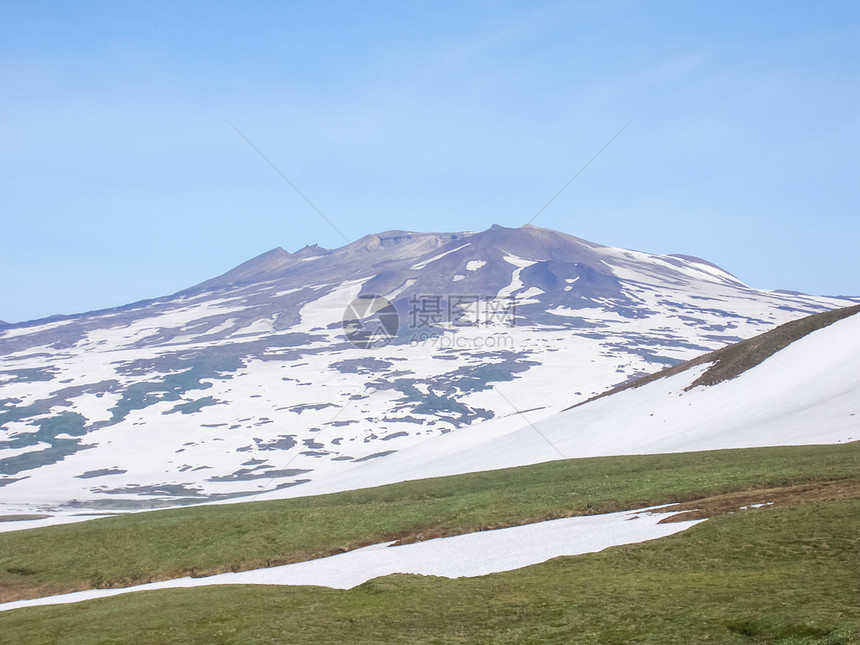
0,497 -> 857,644
1,443 -> 858,604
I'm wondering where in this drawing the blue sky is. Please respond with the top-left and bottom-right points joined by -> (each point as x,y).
2,0 -> 858,323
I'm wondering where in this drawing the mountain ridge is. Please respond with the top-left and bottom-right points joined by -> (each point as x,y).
0,225 -> 816,327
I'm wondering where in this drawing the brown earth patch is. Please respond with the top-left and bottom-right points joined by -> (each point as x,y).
659,477 -> 860,523
566,304 -> 860,409
391,477 -> 860,545
0,515 -> 50,523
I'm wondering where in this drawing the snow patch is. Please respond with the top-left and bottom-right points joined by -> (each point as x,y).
410,244 -> 470,270
497,255 -> 537,299
0,506 -> 702,611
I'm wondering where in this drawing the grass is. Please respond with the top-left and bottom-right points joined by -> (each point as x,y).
0,496 -> 856,643
1,442 -> 858,605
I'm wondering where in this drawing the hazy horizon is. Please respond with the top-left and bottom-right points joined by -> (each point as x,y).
2,1 -> 858,323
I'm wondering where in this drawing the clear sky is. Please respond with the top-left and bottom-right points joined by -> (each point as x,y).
1,0 -> 858,323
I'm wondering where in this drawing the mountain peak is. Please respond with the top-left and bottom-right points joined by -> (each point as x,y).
188,246 -> 294,292
293,244 -> 327,258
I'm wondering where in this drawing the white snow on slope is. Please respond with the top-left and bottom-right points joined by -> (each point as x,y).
6,309 -> 852,519
253,312 -> 860,502
297,279 -> 367,329
0,506 -> 702,612
497,254 -> 536,298
0,514 -> 112,534
409,244 -> 470,270
0,439 -> 52,461
601,247 -> 746,288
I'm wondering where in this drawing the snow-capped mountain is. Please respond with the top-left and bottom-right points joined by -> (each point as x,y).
0,225 -> 855,513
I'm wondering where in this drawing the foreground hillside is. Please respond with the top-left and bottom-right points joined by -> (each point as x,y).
1,443 -> 858,600
0,443 -> 857,643
3,503 -> 857,644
